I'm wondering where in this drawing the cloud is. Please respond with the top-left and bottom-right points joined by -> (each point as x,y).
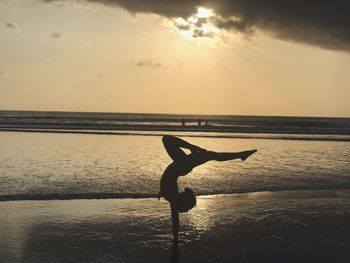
43,0 -> 197,17
173,14 -> 219,39
192,28 -> 215,38
134,59 -> 163,68
41,1 -> 350,52
5,22 -> 21,30
51,31 -> 63,39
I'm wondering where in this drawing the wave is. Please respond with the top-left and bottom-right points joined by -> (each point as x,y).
0,193 -> 156,202
1,111 -> 350,137
1,123 -> 349,135
2,186 -> 350,201
1,128 -> 350,142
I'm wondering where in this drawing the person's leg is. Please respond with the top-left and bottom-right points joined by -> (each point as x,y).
183,149 -> 257,170
210,149 -> 257,162
162,135 -> 187,161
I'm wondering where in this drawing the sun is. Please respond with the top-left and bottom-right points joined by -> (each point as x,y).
196,7 -> 214,18
172,7 -> 221,44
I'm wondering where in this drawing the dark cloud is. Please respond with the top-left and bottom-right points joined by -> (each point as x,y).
42,0 -> 350,51
192,28 -> 215,38
214,17 -> 254,35
51,31 -> 63,39
44,0 -> 199,18
5,22 -> 20,30
175,23 -> 191,31
134,59 -> 163,68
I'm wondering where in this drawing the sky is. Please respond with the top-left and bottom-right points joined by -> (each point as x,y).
0,0 -> 350,117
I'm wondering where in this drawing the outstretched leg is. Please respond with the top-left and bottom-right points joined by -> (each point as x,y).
162,135 -> 256,173
210,149 -> 257,162
180,149 -> 257,172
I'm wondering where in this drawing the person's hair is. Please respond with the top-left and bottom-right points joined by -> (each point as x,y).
177,188 -> 196,213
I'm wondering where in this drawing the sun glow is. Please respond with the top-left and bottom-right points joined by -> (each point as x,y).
173,7 -> 220,44
196,7 -> 214,18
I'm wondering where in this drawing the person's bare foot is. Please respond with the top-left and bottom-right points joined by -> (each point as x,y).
240,149 -> 257,161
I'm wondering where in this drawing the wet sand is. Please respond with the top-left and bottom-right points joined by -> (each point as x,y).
0,189 -> 349,263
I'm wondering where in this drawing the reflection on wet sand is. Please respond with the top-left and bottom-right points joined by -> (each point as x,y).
170,240 -> 179,263
0,190 -> 349,262
238,188 -> 350,199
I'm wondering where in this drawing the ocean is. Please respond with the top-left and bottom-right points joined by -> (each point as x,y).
1,110 -> 350,138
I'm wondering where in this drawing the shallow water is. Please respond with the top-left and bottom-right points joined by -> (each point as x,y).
1,132 -> 350,200
0,191 -> 349,262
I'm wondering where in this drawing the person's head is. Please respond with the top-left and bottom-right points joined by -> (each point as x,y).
177,188 -> 196,213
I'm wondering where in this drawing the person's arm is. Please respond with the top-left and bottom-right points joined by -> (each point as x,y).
170,203 -> 179,241
163,135 -> 205,154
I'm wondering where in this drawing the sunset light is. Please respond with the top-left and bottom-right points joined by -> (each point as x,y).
173,7 -> 220,42
1,1 -> 349,116
196,7 -> 214,18
0,1 -> 349,262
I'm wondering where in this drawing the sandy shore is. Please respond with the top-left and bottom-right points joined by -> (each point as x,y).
0,189 -> 349,263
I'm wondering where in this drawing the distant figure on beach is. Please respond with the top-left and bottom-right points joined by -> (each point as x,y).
198,119 -> 201,126
158,135 -> 257,241
181,119 -> 185,126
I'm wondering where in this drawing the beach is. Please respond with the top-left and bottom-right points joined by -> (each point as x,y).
0,189 -> 349,263
1,113 -> 350,262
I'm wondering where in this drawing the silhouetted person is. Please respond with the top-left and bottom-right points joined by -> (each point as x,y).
198,119 -> 201,126
158,135 -> 257,241
181,119 -> 185,126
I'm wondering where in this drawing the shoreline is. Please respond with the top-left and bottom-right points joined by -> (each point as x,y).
1,128 -> 350,142
1,188 -> 349,202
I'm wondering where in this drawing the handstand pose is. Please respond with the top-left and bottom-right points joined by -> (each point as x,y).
158,135 -> 256,241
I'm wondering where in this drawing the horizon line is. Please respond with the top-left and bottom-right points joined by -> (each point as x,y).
0,108 -> 349,119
